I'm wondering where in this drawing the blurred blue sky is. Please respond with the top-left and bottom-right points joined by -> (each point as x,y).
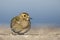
0,0 -> 60,25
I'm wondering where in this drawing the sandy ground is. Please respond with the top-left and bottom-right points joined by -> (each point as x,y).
0,25 -> 60,40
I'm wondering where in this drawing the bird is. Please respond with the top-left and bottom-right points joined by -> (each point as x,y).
10,12 -> 31,35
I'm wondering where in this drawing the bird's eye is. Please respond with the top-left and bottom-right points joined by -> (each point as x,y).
24,15 -> 26,17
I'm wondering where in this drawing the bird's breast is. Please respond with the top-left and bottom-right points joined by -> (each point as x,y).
21,21 -> 30,28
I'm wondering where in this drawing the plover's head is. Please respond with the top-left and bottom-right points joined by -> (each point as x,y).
19,12 -> 31,21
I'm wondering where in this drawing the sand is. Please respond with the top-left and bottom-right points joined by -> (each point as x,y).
0,25 -> 60,40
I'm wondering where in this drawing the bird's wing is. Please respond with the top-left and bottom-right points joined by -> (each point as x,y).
10,16 -> 20,28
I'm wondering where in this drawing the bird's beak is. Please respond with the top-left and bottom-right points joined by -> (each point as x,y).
28,16 -> 32,19
30,18 -> 32,19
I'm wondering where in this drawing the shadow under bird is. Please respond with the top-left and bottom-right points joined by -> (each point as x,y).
10,12 -> 32,35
